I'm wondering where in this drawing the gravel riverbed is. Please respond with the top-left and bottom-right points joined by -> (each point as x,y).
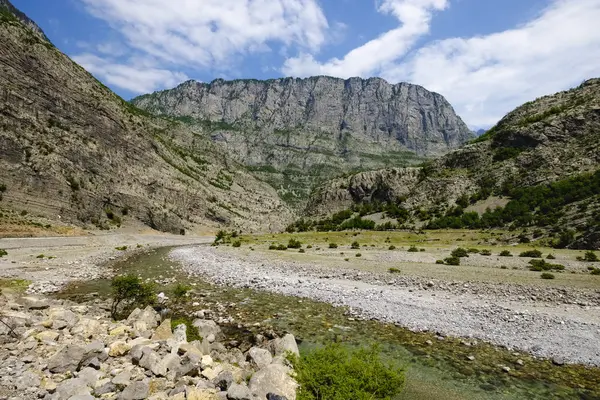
172,246 -> 600,366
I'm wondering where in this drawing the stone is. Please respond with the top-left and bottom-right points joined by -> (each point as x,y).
48,345 -> 86,373
55,378 -> 91,399
127,306 -> 160,330
267,394 -> 288,400
159,353 -> 181,374
69,395 -> 95,400
108,340 -> 131,357
201,355 -> 214,369
109,325 -> 131,336
35,330 -> 59,342
119,381 -> 149,400
70,318 -> 103,338
173,324 -> 187,343
139,350 -> 166,377
227,383 -> 252,400
15,371 -> 40,390
78,367 -> 101,387
21,296 -> 50,310
112,371 -> 132,388
269,334 -> 299,357
212,370 -> 234,391
192,319 -> 222,340
49,309 -> 79,329
516,359 -> 524,366
41,377 -> 57,393
94,382 -> 118,396
186,387 -> 220,400
466,355 -> 475,361
247,347 -> 272,369
152,319 -> 173,341
552,357 -> 566,366
201,367 -> 218,380
83,341 -> 108,362
502,366 -> 511,373
179,343 -> 204,358
249,364 -> 297,400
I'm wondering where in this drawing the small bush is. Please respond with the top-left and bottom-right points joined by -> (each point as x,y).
355,253 -> 362,257
500,265 -> 508,269
419,248 -> 426,252
289,344 -> 404,400
276,244 -> 287,251
444,256 -> 461,266
110,275 -> 156,320
407,246 -> 419,252
173,283 -> 191,302
351,241 -> 360,249
288,238 -> 302,249
344,258 -> 349,262
583,251 -> 599,262
329,243 -> 338,249
0,183 -> 6,192
232,240 -> 241,248
519,249 -> 542,258
388,245 -> 396,250
528,259 -> 565,271
0,249 -> 7,257
115,246 -> 128,251
105,208 -> 115,220
451,248 -> 469,258
268,244 -> 278,250
436,260 -> 445,264
499,250 -> 513,257
541,272 -> 555,280
299,249 -> 305,253
480,249 -> 492,256
36,254 -> 45,259
546,254 -> 556,260
467,248 -> 480,254
591,268 -> 600,276
389,268 -> 401,273
306,245 -> 313,249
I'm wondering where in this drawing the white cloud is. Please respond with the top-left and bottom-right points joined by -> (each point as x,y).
384,0 -> 600,127
72,53 -> 188,94
282,0 -> 448,77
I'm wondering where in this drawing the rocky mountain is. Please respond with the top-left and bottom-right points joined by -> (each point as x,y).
305,79 -> 600,248
0,1 -> 293,234
132,77 -> 473,205
0,0 -> 47,40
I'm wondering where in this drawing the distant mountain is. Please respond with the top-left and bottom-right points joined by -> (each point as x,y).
476,128 -> 487,136
0,0 -> 292,234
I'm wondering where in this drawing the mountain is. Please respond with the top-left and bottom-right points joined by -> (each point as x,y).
0,1 -> 292,235
132,77 -> 473,206
304,79 -> 600,248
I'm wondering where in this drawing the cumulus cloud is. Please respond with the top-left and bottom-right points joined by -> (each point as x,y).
385,0 -> 600,127
72,53 -> 188,94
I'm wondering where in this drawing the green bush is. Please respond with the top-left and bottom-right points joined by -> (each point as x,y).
288,238 -> 302,249
269,244 -> 278,250
115,246 -> 128,251
306,245 -> 313,249
436,260 -> 445,264
407,246 -> 419,252
480,249 -> 492,256
110,275 -> 156,320
467,248 -> 480,254
546,254 -> 556,260
289,343 -> 405,400
499,250 -> 512,257
351,241 -> 360,249
541,272 -> 555,280
277,244 -> 287,251
444,256 -> 461,266
388,245 -> 396,250
0,183 -> 6,192
389,268 -> 401,274
329,243 -> 338,249
0,249 -> 8,257
299,249 -> 305,253
232,240 -> 241,248
591,268 -> 600,276
451,248 -> 469,258
355,253 -> 362,257
519,249 -> 542,258
583,251 -> 599,262
36,254 -> 45,259
528,259 -> 565,271
173,283 -> 191,302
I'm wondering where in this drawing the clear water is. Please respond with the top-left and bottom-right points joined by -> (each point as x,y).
59,247 -> 600,400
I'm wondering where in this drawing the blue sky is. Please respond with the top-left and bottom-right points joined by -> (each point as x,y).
11,0 -> 600,129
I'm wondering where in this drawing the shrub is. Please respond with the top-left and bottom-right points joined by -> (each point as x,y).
467,248 -> 480,254
173,283 -> 191,302
289,344 -> 404,400
0,249 -> 7,257
419,248 -> 426,252
389,268 -> 401,273
388,245 -> 396,250
355,253 -> 362,257
591,268 -> 600,276
36,254 -> 45,259
306,245 -> 313,249
329,243 -> 338,249
528,259 -> 565,271
351,241 -> 360,249
451,248 -> 469,258
499,250 -> 512,257
105,208 -> 115,220
115,246 -> 128,251
110,275 -> 156,319
444,256 -> 461,266
232,240 -> 241,248
519,250 -> 542,258
546,254 -> 556,260
407,246 -> 419,252
276,244 -> 287,251
268,244 -> 278,250
436,260 -> 445,264
541,272 -> 555,280
299,249 -> 305,253
480,249 -> 492,256
500,265 -> 508,269
0,183 -> 6,192
583,251 -> 599,262
287,238 -> 302,249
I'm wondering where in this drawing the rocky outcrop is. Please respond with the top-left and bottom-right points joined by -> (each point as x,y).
0,1 -> 293,233
0,0 -> 48,41
0,293 -> 299,400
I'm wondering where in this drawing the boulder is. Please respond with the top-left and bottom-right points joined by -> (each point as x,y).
249,364 -> 297,400
70,318 -> 103,338
173,324 -> 187,343
78,367 -> 102,387
49,309 -> 79,329
186,387 -> 220,400
21,296 -> 49,310
35,330 -> 59,342
269,334 -> 299,357
139,350 -> 166,376
212,370 -> 234,390
119,381 -> 149,400
112,370 -> 132,388
15,371 -> 40,390
108,340 -> 131,357
227,383 -> 252,400
178,342 -> 204,358
48,344 -> 86,373
247,347 -> 272,369
192,319 -> 221,340
55,378 -> 91,399
152,319 -> 173,341
127,306 -> 160,330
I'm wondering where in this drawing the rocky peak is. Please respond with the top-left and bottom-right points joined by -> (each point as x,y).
0,0 -> 48,41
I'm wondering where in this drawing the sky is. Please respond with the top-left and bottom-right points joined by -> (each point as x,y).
11,0 -> 600,129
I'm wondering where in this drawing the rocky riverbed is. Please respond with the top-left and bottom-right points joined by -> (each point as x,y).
0,292 -> 298,400
171,246 -> 600,366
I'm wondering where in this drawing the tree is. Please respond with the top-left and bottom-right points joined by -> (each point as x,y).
110,275 -> 156,320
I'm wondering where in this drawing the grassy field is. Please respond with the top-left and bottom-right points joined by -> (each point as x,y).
234,230 -> 600,289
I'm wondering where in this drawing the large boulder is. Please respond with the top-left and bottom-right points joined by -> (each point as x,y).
192,319 -> 222,341
268,334 -> 299,357
152,319 -> 173,340
227,383 -> 252,400
55,377 -> 91,399
247,347 -> 273,369
119,381 -> 149,400
48,344 -> 86,373
127,306 -> 160,330
249,364 -> 297,400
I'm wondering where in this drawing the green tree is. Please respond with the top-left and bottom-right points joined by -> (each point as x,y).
110,275 -> 156,320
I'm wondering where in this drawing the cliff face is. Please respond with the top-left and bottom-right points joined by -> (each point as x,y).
0,2 -> 293,234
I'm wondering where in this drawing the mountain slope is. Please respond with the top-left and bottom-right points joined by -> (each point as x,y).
132,77 -> 473,206
0,2 -> 292,234
304,79 -> 600,248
